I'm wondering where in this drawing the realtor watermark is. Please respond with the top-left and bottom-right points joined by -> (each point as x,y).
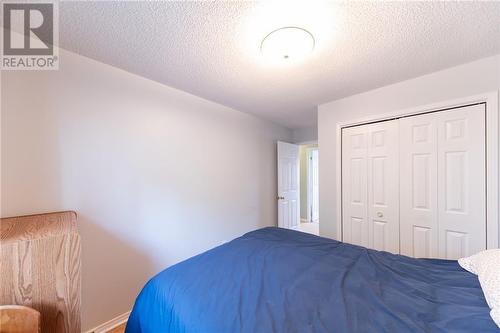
1,1 -> 59,70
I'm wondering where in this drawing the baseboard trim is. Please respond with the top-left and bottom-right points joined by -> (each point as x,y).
84,311 -> 131,333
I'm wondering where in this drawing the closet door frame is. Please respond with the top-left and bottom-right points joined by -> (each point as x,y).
335,91 -> 499,249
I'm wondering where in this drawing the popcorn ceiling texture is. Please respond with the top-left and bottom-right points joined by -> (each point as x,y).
59,1 -> 500,129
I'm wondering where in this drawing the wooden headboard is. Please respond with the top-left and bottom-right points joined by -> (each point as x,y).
0,211 -> 78,243
0,211 -> 81,333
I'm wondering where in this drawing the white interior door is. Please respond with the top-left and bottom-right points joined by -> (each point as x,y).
342,121 -> 399,252
342,126 -> 369,247
366,121 -> 400,253
400,113 -> 439,258
436,105 -> 486,259
277,141 -> 300,229
308,149 -> 319,223
400,104 -> 486,259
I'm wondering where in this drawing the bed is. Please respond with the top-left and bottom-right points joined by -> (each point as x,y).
126,227 -> 497,332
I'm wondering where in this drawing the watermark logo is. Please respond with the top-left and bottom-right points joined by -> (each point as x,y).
1,1 -> 59,70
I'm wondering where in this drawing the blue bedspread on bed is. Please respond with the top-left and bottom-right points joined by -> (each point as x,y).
126,227 -> 497,332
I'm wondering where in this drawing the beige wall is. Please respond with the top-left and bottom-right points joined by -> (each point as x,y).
0,49 -> 291,330
318,55 -> 500,240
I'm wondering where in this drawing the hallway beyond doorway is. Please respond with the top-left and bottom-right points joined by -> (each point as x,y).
297,221 -> 319,236
299,143 -> 319,230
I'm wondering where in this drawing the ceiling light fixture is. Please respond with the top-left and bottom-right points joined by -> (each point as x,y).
260,27 -> 315,62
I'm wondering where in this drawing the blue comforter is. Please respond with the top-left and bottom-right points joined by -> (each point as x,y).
126,227 -> 497,332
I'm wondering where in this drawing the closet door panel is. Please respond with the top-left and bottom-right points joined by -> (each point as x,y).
367,121 -> 399,253
437,104 -> 486,259
399,114 -> 438,258
342,126 -> 369,247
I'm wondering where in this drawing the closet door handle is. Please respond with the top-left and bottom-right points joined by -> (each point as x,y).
377,212 -> 383,218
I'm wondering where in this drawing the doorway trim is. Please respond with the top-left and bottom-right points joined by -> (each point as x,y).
335,91 -> 499,248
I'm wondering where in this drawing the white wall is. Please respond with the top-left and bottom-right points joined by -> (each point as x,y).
1,49 -> 291,330
318,55 -> 500,239
292,125 -> 318,144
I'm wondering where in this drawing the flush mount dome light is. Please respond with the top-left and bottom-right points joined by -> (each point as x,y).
260,27 -> 315,61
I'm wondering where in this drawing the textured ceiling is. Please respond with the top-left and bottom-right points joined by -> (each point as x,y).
57,1 -> 500,129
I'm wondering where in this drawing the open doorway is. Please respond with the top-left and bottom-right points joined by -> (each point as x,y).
298,144 -> 319,235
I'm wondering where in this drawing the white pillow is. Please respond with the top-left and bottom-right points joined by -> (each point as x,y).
458,249 -> 500,327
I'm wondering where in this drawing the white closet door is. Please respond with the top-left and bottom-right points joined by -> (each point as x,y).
366,121 -> 400,253
400,114 -> 439,258
342,126 -> 369,247
343,104 -> 486,258
437,104 -> 486,259
400,104 -> 486,259
342,121 -> 399,252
